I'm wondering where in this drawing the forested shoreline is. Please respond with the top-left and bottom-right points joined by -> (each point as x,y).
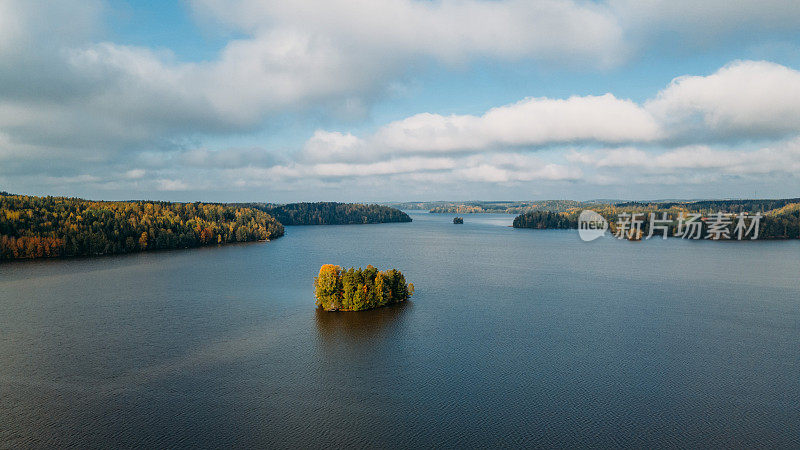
3,192 -> 798,261
0,194 -> 284,260
512,200 -> 800,239
0,195 -> 412,261
242,202 -> 412,225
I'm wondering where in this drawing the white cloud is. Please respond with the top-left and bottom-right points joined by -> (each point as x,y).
191,0 -> 627,67
177,147 -> 280,169
124,169 -> 146,180
300,61 -> 800,162
3,0 -> 800,200
569,138 -> 800,175
611,0 -> 800,42
374,94 -> 661,153
0,0 -> 100,58
309,156 -> 457,178
646,60 -> 800,140
186,152 -> 581,192
0,0 -> 628,157
157,179 -> 190,191
295,94 -> 663,164
302,131 -> 366,162
2,0 -> 799,165
453,154 -> 582,182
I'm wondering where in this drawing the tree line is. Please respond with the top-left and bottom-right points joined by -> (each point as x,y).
314,264 -> 414,311
762,203 -> 800,238
512,202 -> 800,239
428,200 -> 593,215
616,198 -> 800,214
242,202 -> 412,225
513,211 -> 578,229
0,194 -> 284,260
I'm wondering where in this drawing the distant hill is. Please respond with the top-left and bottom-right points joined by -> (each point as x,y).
387,200 -> 602,215
242,202 -> 412,225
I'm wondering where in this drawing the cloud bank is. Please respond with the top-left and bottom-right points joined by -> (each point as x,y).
1,0 -> 800,200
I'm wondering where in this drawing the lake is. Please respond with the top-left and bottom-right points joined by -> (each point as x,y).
1,211 -> 799,448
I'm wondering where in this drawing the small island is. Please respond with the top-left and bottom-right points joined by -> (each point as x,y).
314,264 -> 414,311
453,217 -> 464,224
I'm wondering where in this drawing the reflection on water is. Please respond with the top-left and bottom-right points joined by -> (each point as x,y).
313,302 -> 413,387
314,301 -> 412,343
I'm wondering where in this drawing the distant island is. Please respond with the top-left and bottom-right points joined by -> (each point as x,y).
0,193 -> 284,260
389,200 -> 599,215
314,264 -> 414,311
453,217 -> 463,224
512,199 -> 800,239
241,202 -> 411,225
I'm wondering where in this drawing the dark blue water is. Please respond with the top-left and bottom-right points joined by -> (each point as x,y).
1,211 -> 799,448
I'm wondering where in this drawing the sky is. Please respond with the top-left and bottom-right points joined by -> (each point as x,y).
2,0 -> 800,202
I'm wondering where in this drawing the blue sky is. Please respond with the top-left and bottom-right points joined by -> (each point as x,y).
2,0 -> 800,202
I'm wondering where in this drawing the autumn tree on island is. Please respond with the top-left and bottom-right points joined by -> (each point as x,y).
314,264 -> 414,311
